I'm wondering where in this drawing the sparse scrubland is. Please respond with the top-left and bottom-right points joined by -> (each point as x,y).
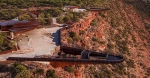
0,0 -> 150,78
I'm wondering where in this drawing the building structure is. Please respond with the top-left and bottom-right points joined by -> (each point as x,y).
0,19 -> 39,39
63,6 -> 79,12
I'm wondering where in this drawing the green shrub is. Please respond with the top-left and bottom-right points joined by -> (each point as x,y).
73,16 -> 80,22
51,8 -> 62,17
79,30 -> 85,35
69,31 -> 76,38
117,40 -> 129,54
98,41 -> 106,44
15,70 -> 30,78
57,16 -> 64,23
99,12 -> 107,17
64,66 -> 75,73
107,42 -> 114,49
63,15 -> 71,22
92,37 -> 99,42
73,36 -> 81,41
126,59 -> 135,68
0,33 -> 14,51
19,14 -> 30,20
36,68 -> 44,75
113,63 -> 126,75
90,22 -> 97,26
11,62 -> 28,77
0,33 -> 5,46
15,65 -> 27,73
68,13 -> 73,19
67,38 -> 73,43
105,69 -> 112,78
46,70 -> 58,78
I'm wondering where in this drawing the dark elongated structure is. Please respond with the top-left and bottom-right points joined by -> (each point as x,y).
7,46 -> 124,67
89,7 -> 110,12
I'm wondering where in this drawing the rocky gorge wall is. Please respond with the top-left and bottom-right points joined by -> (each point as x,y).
60,11 -> 107,51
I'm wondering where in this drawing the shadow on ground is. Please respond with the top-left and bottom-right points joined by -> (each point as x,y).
52,30 -> 60,46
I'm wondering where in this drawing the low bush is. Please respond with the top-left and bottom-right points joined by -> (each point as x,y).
126,59 -> 135,68
67,38 -> 73,43
69,31 -> 76,38
11,62 -> 28,77
79,30 -> 85,35
64,66 -> 75,73
36,68 -> 44,75
92,37 -> 99,42
46,70 -> 58,78
73,36 -> 81,41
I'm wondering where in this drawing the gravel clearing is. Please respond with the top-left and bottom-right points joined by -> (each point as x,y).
0,27 -> 62,61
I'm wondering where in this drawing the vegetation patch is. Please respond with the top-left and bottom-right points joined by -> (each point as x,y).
0,33 -> 14,52
67,38 -> 73,43
64,66 -> 75,73
57,12 -> 84,24
79,30 -> 85,35
92,37 -> 99,42
36,68 -> 44,75
10,62 -> 30,78
46,69 -> 58,78
126,59 -> 135,68
69,31 -> 77,38
0,8 -> 21,20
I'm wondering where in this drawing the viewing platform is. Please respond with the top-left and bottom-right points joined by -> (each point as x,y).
7,46 -> 124,67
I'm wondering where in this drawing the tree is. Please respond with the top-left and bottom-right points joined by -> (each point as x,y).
38,17 -> 45,25
15,65 -> 27,73
52,8 -> 62,17
77,12 -> 83,18
90,22 -> 97,26
11,63 -> 27,77
73,16 -> 80,22
67,38 -> 73,43
38,13 -> 46,25
63,16 -> 70,23
57,16 -> 64,23
46,70 -> 58,78
69,31 -> 76,38
19,14 -> 30,20
0,35 -> 4,45
68,13 -> 73,19
73,36 -> 81,41
0,7 -> 21,20
36,69 -> 44,75
64,66 -> 75,73
0,33 -> 13,51
92,37 -> 99,42
15,70 -> 30,78
79,30 -> 85,35
126,59 -> 135,68
47,14 -> 52,25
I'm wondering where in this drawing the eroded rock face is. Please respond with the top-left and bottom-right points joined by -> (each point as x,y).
60,12 -> 106,51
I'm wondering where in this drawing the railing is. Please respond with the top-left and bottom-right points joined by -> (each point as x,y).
7,56 -> 124,64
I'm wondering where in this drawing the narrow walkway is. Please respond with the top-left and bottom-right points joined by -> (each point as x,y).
52,17 -> 63,26
81,50 -> 90,59
106,55 -> 121,60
